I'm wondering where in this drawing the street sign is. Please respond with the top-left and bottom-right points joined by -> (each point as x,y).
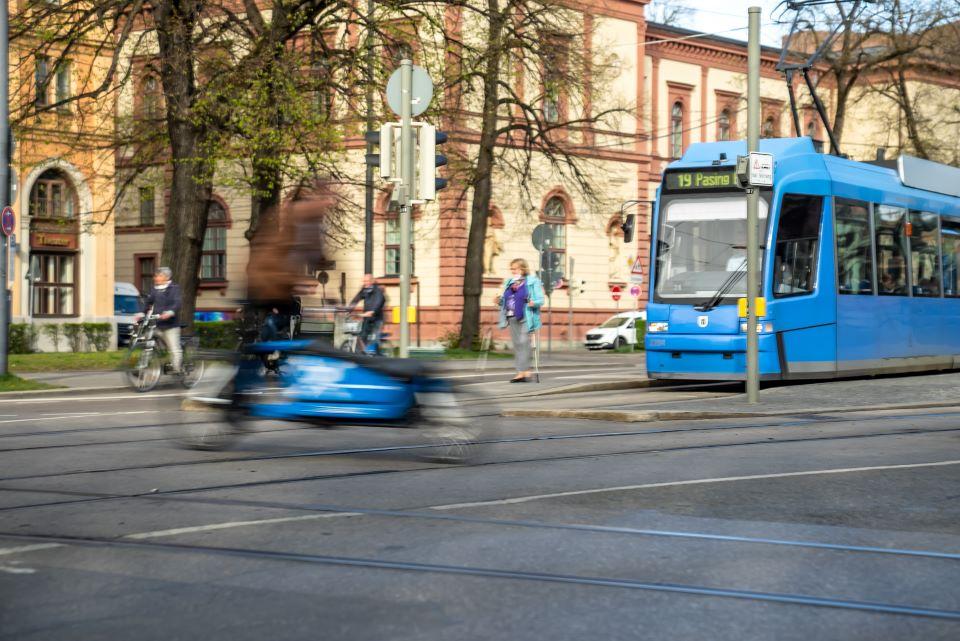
629,285 -> 641,297
748,152 -> 774,186
737,152 -> 774,187
629,255 -> 644,284
317,270 -> 329,285
386,65 -> 433,117
1,207 -> 14,237
611,285 -> 621,302
531,224 -> 554,251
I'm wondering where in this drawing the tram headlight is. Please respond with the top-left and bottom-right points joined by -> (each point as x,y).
740,322 -> 774,333
648,322 -> 669,333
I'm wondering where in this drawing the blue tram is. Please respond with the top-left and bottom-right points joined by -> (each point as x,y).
645,137 -> 960,380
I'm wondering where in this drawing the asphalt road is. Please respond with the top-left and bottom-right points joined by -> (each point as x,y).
1,381 -> 959,640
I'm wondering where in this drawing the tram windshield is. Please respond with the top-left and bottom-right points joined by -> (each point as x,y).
655,194 -> 768,302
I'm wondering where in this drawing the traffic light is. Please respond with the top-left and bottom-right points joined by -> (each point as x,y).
539,250 -> 563,296
365,124 -> 400,180
621,213 -> 635,244
417,124 -> 448,201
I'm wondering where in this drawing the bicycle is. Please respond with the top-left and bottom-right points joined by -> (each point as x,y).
338,311 -> 392,356
124,312 -> 205,392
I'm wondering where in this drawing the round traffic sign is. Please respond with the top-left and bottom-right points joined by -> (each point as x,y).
611,285 -> 621,302
629,285 -> 641,297
531,223 -> 554,251
1,207 -> 15,237
386,65 -> 434,117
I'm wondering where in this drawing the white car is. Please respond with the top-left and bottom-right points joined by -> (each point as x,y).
115,282 -> 143,347
584,311 -> 646,350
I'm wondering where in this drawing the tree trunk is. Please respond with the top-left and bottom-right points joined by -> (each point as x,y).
155,0 -> 212,331
458,1 -> 505,350
247,160 -> 281,241
896,62 -> 929,159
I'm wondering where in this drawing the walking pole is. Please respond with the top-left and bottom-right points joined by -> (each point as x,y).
533,326 -> 541,383
476,327 -> 492,374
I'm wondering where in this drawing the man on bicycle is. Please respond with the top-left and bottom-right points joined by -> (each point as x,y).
349,274 -> 385,353
138,267 -> 183,373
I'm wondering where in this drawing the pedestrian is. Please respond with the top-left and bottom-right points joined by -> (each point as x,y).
139,266 -> 183,373
496,258 -> 545,382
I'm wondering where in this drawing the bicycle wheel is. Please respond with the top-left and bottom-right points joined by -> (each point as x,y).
417,391 -> 479,464
180,340 -> 206,389
124,345 -> 162,392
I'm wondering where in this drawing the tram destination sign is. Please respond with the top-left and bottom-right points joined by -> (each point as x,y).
664,168 -> 738,192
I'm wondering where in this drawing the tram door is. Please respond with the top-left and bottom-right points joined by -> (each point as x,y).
834,199 -> 909,373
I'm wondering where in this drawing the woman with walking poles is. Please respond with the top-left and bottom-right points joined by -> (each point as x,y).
496,258 -> 545,383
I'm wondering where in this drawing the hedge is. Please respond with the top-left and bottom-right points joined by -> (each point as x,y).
193,321 -> 239,349
9,324 -> 38,354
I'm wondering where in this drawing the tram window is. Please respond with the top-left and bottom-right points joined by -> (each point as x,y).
909,211 -> 940,297
874,205 -> 909,296
773,194 -> 822,297
835,198 -> 874,295
941,218 -> 960,297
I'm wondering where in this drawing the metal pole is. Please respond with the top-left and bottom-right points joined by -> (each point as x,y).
567,255 -> 574,349
363,0 -> 375,273
0,1 -> 9,376
398,58 -> 413,358
746,7 -> 761,404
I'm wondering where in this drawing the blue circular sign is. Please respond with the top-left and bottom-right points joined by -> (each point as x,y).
1,207 -> 14,237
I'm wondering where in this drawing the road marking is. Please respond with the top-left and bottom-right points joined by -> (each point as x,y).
122,512 -> 362,540
0,411 -> 153,425
0,393 -> 185,405
0,543 -> 62,556
430,459 -> 960,510
447,366 -> 642,380
0,564 -> 36,574
5,461 -> 957,554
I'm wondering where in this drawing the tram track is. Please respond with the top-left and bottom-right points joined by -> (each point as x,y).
1,530 -> 958,622
1,420 -> 959,513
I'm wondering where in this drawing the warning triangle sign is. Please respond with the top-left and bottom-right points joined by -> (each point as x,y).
631,256 -> 643,275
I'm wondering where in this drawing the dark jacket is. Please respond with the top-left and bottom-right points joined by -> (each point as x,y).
144,282 -> 182,329
350,285 -> 386,321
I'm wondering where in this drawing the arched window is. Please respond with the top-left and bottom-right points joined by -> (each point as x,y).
671,102 -> 684,158
717,108 -> 731,141
142,75 -> 161,120
762,116 -> 776,139
29,169 -> 79,317
806,119 -> 823,153
542,195 -> 569,274
200,201 -> 228,281
29,169 -> 76,219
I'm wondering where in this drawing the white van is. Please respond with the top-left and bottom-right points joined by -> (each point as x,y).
584,311 -> 646,350
114,282 -> 142,347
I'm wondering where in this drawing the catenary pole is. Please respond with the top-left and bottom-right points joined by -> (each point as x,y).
0,0 -> 10,376
363,0 -> 375,273
746,7 -> 761,403
398,58 -> 413,357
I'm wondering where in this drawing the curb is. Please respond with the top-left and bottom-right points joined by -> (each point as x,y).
502,400 -> 960,422
0,385 -> 130,399
495,379 -> 654,399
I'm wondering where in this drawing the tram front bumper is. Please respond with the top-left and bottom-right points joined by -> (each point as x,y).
645,333 -> 781,381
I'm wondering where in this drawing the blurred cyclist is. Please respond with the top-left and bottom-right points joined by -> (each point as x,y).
138,266 -> 182,373
246,179 -> 335,340
349,274 -> 386,352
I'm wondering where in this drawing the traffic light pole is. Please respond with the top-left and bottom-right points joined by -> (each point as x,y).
0,0 -> 9,376
746,7 -> 761,403
398,59 -> 413,358
363,0 -> 375,274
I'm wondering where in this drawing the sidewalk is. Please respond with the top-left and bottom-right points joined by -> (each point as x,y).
14,350 -> 648,399
501,371 -> 960,421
